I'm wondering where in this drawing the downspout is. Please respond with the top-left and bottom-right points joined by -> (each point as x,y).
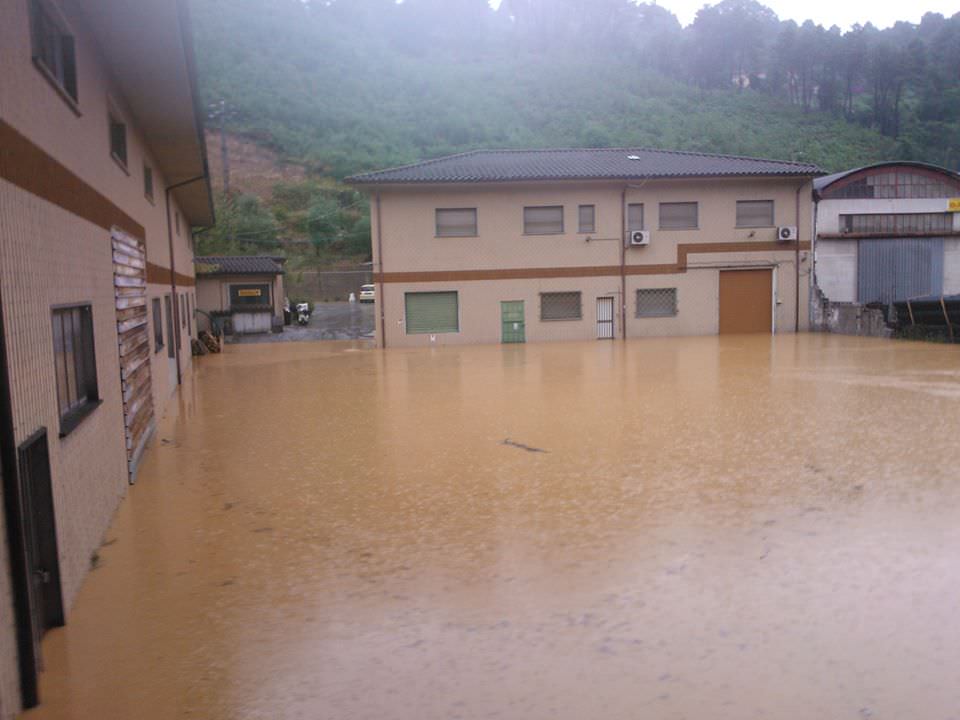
620,186 -> 627,340
165,175 -> 205,385
375,193 -> 387,349
795,182 -> 803,333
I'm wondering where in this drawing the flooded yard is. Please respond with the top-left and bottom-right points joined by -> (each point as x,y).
24,335 -> 960,720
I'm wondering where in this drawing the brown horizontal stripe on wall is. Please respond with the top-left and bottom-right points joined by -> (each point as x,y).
0,119 -> 144,239
146,262 -> 195,287
374,241 -> 811,283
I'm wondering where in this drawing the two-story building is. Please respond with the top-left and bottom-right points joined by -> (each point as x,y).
0,0 -> 212,715
348,148 -> 822,347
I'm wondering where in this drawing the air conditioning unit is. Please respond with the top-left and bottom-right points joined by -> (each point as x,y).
777,226 -> 798,241
628,230 -> 650,246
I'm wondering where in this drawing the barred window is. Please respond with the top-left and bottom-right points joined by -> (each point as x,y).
436,208 -> 477,237
540,292 -> 581,321
51,304 -> 99,435
524,206 -> 564,235
659,202 -> 698,229
840,213 -> 953,235
578,205 -> 595,233
627,203 -> 644,231
30,0 -> 78,104
636,288 -> 677,318
825,170 -> 960,200
736,200 -> 774,228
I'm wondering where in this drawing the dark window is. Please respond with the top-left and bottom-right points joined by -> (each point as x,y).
164,295 -> 175,359
152,298 -> 164,353
175,212 -> 181,236
230,284 -> 271,309
144,165 -> 154,201
840,213 -> 953,235
636,288 -> 678,317
29,0 -> 78,104
578,205 -> 596,233
187,295 -> 193,336
404,292 -> 459,334
524,206 -> 564,235
51,304 -> 99,435
736,200 -> 774,228
659,202 -> 698,229
627,203 -> 644,231
540,292 -> 582,321
435,208 -> 477,237
180,294 -> 187,328
109,113 -> 127,167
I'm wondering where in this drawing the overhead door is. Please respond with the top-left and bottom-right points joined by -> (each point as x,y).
501,301 -> 525,343
858,238 -> 944,304
719,269 -> 773,334
405,292 -> 459,334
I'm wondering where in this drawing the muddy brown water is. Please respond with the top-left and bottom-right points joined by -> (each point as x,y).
23,335 -> 960,720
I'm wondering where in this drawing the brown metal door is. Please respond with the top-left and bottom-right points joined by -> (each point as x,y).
719,269 -> 773,334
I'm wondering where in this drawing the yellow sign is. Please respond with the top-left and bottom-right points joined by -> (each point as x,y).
237,289 -> 262,297
949,198 -> 960,212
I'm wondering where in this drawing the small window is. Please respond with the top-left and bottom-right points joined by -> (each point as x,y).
405,292 -> 459,334
187,295 -> 193,336
540,292 -> 582,321
30,0 -> 78,105
164,295 -> 175,359
51,304 -> 99,435
152,298 -> 164,353
736,200 -> 774,228
109,112 -> 127,168
524,206 -> 564,235
435,208 -> 477,237
144,165 -> 154,202
627,203 -> 644,231
659,202 -> 698,229
180,294 -> 187,328
578,205 -> 596,233
636,288 -> 678,317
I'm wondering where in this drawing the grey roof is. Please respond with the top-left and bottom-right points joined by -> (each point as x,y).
194,256 -> 284,276
814,160 -> 960,193
346,147 -> 823,185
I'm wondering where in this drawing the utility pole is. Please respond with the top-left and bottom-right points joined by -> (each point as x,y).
208,99 -> 234,197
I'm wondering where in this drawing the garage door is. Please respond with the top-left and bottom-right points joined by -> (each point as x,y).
405,291 -> 459,334
858,238 -> 943,304
719,269 -> 773,334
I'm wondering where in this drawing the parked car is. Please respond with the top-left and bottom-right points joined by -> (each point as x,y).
359,284 -> 376,303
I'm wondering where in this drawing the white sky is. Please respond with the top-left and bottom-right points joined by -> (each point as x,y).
489,1 -> 959,30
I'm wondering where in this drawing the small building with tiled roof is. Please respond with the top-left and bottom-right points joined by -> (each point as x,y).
347,147 -> 823,347
194,256 -> 286,335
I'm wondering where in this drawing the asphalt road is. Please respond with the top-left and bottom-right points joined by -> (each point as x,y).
229,301 -> 375,343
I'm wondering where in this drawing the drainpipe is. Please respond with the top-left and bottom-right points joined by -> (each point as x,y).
375,192 -> 387,349
165,176 -> 205,385
795,182 -> 803,333
620,187 -> 628,340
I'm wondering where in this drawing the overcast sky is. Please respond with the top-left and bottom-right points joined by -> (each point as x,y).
490,1 -> 958,30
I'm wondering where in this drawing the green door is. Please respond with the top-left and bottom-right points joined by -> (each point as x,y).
501,301 -> 525,343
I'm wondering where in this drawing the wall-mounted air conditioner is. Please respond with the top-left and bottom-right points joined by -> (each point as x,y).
628,230 -> 650,246
777,226 -> 798,241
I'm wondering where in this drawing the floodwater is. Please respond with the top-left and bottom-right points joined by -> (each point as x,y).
24,335 -> 960,720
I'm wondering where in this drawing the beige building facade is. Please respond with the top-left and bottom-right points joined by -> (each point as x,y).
194,256 -> 287,335
349,150 -> 820,348
0,0 -> 212,715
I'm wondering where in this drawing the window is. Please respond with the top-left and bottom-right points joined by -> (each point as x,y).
659,202 -> 698,229
627,203 -> 644,231
540,292 -> 582,321
164,295 -> 175,358
51,304 -> 99,435
187,295 -> 193,336
180,294 -> 187,328
435,208 -> 477,237
840,213 -> 953,235
152,298 -> 164,353
736,200 -> 774,228
29,0 -> 78,106
524,206 -> 564,235
578,205 -> 596,234
144,165 -> 154,202
824,170 -> 960,200
636,288 -> 678,317
175,211 -> 181,236
109,112 -> 127,168
404,292 -> 459,334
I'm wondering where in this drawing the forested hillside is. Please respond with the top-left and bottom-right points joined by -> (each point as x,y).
190,0 -> 960,263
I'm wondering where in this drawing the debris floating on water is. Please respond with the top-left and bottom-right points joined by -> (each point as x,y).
501,438 -> 549,454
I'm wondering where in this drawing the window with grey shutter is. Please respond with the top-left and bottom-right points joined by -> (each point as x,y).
524,206 -> 564,235
436,208 -> 477,237
578,205 -> 596,233
540,292 -> 582,321
736,200 -> 774,228
627,203 -> 644,231
405,292 -> 459,334
636,288 -> 678,317
659,202 -> 698,229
